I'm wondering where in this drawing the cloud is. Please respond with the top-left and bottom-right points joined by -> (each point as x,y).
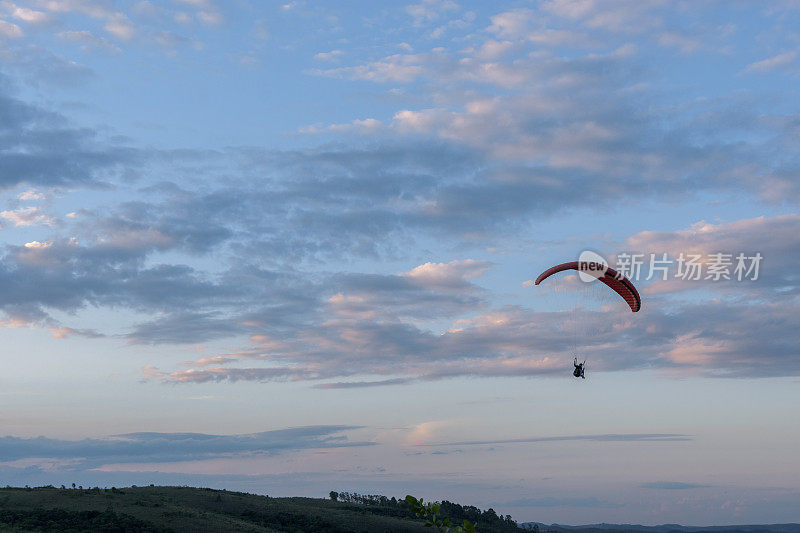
486,8 -> 536,39
640,481 -> 710,490
406,0 -> 459,27
18,189 -> 47,200
744,51 -> 797,73
403,259 -> 491,289
0,426 -> 372,469
144,366 -> 320,383
314,49 -> 343,61
313,378 -> 414,389
197,11 -> 223,25
2,2 -> 800,390
297,6 -> 800,215
173,0 -> 212,7
428,10 -> 474,39
0,18 -> 22,38
0,78 -> 134,189
24,240 -> 53,249
309,43 -> 797,216
623,215 -> 800,292
49,326 -> 103,339
104,13 -> 135,39
57,30 -> 119,52
19,0 -> 148,43
0,232 -> 246,329
0,116 -> 794,381
487,9 -> 595,48
504,496 -> 623,508
313,53 -> 427,83
148,278 -> 800,383
149,30 -> 202,52
0,206 -> 56,227
298,117 -> 382,134
542,0 -> 664,34
4,4 -> 51,25
657,31 -> 703,54
226,138 -> 659,248
420,433 -> 692,447
131,258 -> 490,367
126,312 -> 243,345
30,0 -> 116,19
131,1 -> 164,19
0,46 -> 94,86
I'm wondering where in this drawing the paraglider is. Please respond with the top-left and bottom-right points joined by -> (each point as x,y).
535,260 -> 641,379
573,358 -> 585,379
534,261 -> 641,313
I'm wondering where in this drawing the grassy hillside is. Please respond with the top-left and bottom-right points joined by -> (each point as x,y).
0,485 -> 521,532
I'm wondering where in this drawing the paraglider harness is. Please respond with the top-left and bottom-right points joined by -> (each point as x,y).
573,358 -> 585,379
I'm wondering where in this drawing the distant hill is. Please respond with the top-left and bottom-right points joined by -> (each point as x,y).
0,485 -> 520,532
521,522 -> 800,533
3,486 -> 793,533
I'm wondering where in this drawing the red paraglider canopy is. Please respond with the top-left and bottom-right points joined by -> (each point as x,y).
534,261 -> 641,312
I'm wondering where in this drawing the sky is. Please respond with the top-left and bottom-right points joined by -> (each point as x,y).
1,0 -> 799,526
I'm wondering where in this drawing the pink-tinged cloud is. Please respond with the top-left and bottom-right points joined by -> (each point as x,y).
403,259 -> 491,289
148,290 -> 800,384
622,214 -> 800,293
626,215 -> 800,254
7,5 -> 51,25
0,206 -> 56,227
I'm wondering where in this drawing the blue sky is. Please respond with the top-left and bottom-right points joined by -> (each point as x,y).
1,0 -> 799,526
